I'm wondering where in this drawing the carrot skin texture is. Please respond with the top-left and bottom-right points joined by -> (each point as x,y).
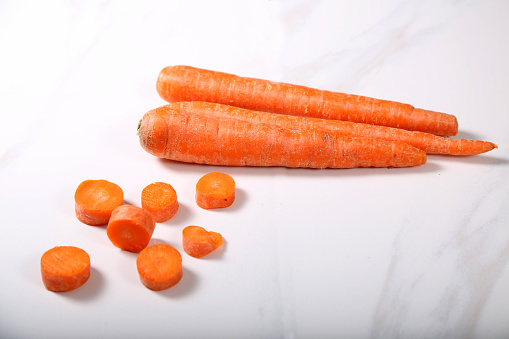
166,102 -> 497,156
138,107 -> 427,169
107,205 -> 156,253
196,172 -> 235,209
41,246 -> 91,292
74,179 -> 124,226
182,226 -> 223,258
136,244 -> 183,291
141,182 -> 179,222
156,65 -> 458,136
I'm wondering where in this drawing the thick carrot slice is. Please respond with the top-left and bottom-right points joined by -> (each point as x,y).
196,172 -> 235,209
157,65 -> 458,136
166,101 -> 497,156
138,107 -> 427,168
74,179 -> 124,226
106,205 -> 155,253
141,182 -> 179,223
182,225 -> 223,258
136,244 -> 183,291
40,246 -> 90,292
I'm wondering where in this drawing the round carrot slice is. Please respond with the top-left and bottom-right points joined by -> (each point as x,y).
136,244 -> 183,291
195,172 -> 235,209
182,225 -> 223,258
106,205 -> 155,253
141,182 -> 179,223
74,179 -> 124,226
41,246 -> 91,292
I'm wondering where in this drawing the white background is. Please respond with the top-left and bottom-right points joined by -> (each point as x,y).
1,1 -> 508,338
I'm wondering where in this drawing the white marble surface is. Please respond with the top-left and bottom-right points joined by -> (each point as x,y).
1,1 -> 508,338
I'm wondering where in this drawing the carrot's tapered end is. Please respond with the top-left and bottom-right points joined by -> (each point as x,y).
413,108 -> 458,137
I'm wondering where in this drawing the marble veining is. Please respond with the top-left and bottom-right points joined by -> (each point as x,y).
0,1 -> 507,338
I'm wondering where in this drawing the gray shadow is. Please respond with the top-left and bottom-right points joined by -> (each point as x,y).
58,267 -> 105,302
162,202 -> 192,226
157,267 -> 198,298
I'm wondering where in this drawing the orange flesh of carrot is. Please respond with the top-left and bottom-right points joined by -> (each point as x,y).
166,101 -> 497,156
136,244 -> 183,290
182,225 -> 223,258
138,107 -> 427,168
196,172 -> 235,209
156,65 -> 459,136
40,246 -> 90,292
141,182 -> 179,223
74,179 -> 124,226
107,205 -> 156,253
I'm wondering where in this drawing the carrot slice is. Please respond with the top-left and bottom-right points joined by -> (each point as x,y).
182,225 -> 223,258
40,246 -> 91,292
195,172 -> 235,209
141,182 -> 179,223
136,244 -> 183,291
74,179 -> 124,226
106,205 -> 156,253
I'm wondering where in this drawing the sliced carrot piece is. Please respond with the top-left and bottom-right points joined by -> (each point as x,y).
40,246 -> 91,292
182,225 -> 223,258
136,244 -> 183,291
141,182 -> 179,223
74,179 -> 124,226
195,172 -> 235,209
106,205 -> 155,253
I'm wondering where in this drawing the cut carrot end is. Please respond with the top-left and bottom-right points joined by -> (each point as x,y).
195,172 -> 235,209
141,182 -> 179,223
182,225 -> 223,258
74,179 -> 124,226
136,244 -> 183,291
107,205 -> 155,253
41,246 -> 90,292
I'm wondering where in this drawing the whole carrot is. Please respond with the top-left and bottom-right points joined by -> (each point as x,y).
165,101 -> 497,156
138,107 -> 427,168
156,65 -> 458,136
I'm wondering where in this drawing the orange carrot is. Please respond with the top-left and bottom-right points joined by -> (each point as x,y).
107,205 -> 156,253
141,182 -> 179,222
74,179 -> 124,226
156,65 -> 458,136
166,101 -> 497,156
196,172 -> 235,209
138,107 -> 427,168
182,225 -> 223,258
136,244 -> 183,290
40,246 -> 90,292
